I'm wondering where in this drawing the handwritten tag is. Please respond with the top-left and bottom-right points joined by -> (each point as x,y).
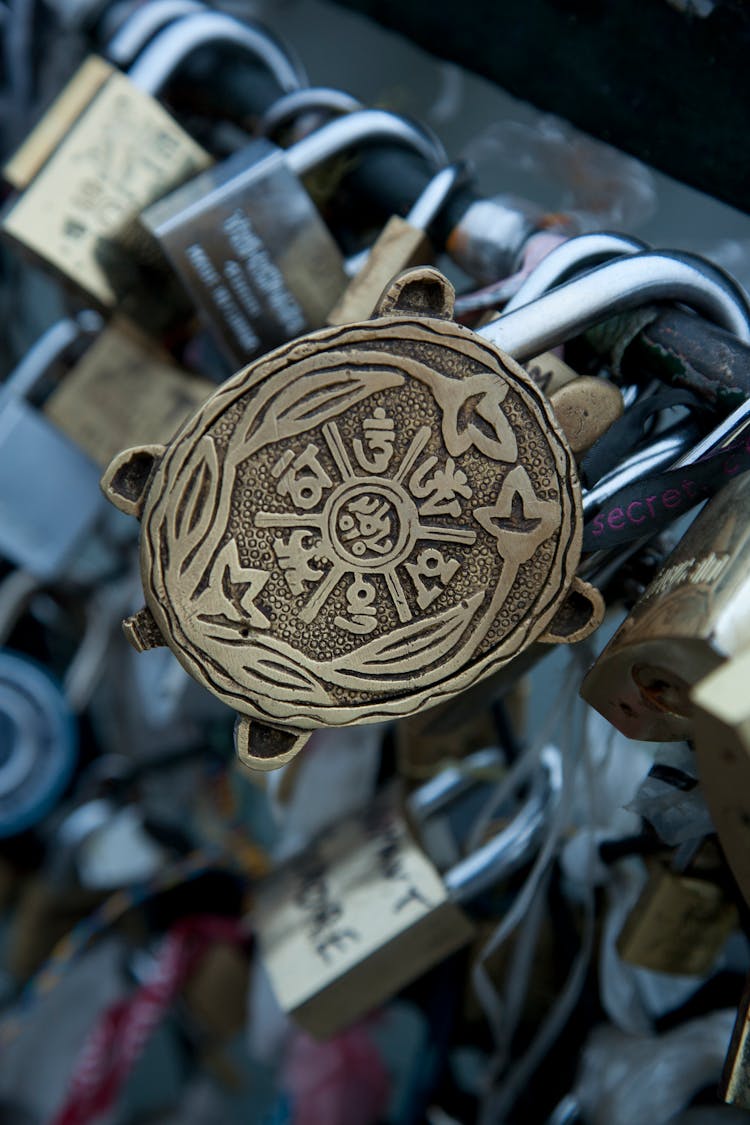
254,792 -> 473,1037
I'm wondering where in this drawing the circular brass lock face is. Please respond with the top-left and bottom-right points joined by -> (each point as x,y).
104,270 -> 591,766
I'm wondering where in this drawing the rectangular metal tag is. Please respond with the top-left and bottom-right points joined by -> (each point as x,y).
143,139 -> 348,364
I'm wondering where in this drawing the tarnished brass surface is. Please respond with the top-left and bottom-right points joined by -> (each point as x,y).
548,375 -> 623,454
45,321 -> 213,467
617,863 -> 737,975
327,215 -> 433,325
582,471 -> 750,740
103,268 -> 590,768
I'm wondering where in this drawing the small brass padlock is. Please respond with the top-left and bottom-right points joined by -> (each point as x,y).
328,163 -> 463,326
2,56 -> 211,307
44,319 -> 213,469
102,268 -> 603,769
617,856 -> 737,977
253,788 -> 475,1038
1,11 -> 301,310
582,469 -> 750,741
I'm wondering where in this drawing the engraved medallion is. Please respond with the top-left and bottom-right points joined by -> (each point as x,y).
103,269 -> 600,768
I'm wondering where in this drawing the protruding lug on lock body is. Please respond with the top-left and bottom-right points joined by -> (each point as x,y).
537,577 -> 605,645
374,266 -> 455,321
122,607 -> 165,652
234,716 -> 312,772
100,444 -> 165,518
327,218 -> 433,326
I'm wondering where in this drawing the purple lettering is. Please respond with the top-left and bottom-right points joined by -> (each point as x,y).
626,500 -> 645,525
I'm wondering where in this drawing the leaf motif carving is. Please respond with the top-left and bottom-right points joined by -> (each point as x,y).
238,366 -> 405,459
329,590 -> 484,680
167,437 -> 220,578
236,635 -> 333,705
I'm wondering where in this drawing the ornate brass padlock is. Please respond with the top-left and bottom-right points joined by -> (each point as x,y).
102,268 -> 602,769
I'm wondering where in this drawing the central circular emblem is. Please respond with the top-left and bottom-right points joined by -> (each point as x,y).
324,479 -> 416,570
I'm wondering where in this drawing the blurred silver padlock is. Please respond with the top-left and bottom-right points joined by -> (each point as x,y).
0,316 -> 108,581
0,649 -> 77,837
142,109 -> 446,363
254,744 -> 558,1038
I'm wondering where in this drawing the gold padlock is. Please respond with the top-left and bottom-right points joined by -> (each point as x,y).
547,376 -> 624,455
327,164 -> 463,326
44,319 -> 213,468
616,854 -> 737,976
2,56 -> 210,306
253,744 -> 554,1038
395,700 -> 501,783
1,12 -> 300,309
102,267 -> 604,770
582,469 -> 750,741
253,788 -> 475,1038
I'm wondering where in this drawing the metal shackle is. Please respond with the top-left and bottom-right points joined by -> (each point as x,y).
406,161 -> 466,230
478,250 -> 750,360
344,161 -> 465,277
105,0 -> 205,66
1,311 -> 103,403
0,313 -> 106,581
582,429 -> 696,516
259,87 -> 364,138
126,10 -> 307,97
406,745 -> 561,905
587,393 -> 750,517
282,107 -> 447,178
503,231 -> 648,313
444,745 -> 561,904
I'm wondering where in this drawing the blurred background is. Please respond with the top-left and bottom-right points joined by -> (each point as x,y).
1,1 -> 750,1122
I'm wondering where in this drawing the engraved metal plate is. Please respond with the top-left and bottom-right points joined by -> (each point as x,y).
104,270 -> 585,763
142,139 -> 348,364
